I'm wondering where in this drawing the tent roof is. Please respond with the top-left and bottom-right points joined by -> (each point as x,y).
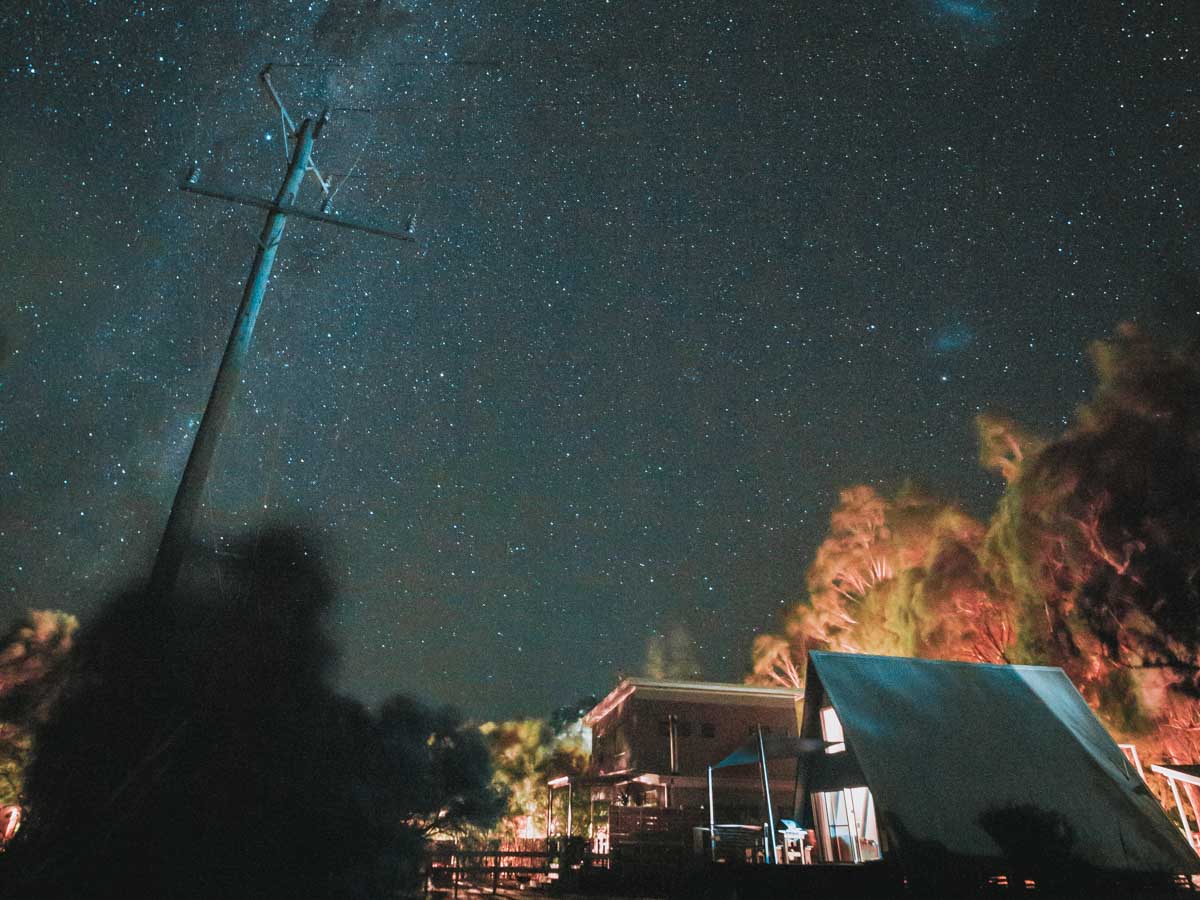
806,651 -> 1199,874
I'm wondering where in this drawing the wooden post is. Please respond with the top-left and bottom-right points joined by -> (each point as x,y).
149,119 -> 315,598
566,780 -> 574,836
668,713 -> 679,773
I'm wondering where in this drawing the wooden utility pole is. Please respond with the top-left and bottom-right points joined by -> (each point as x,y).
150,68 -> 414,599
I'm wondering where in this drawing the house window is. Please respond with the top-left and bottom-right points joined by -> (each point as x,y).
613,723 -> 628,761
700,723 -> 716,738
678,721 -> 693,738
666,716 -> 681,773
657,719 -> 671,736
820,707 -> 846,754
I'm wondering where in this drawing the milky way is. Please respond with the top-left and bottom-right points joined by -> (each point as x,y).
0,1 -> 1196,717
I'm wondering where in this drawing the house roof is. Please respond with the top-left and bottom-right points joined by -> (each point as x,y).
584,678 -> 803,727
805,651 -> 1199,875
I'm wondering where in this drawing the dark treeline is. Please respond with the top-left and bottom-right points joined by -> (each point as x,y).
0,528 -> 502,899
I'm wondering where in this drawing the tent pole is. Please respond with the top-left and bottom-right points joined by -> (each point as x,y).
708,765 -> 717,862
1169,775 -> 1194,849
792,753 -> 803,822
1185,782 -> 1200,844
845,789 -> 862,864
757,725 -> 777,864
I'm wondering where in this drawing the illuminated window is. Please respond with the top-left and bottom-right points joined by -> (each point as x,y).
812,786 -> 880,863
820,706 -> 846,754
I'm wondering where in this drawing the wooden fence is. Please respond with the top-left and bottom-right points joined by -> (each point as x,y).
427,844 -> 610,896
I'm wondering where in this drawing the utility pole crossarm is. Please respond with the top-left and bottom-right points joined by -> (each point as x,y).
180,179 -> 416,242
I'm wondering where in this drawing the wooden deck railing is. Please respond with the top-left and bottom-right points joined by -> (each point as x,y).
427,845 -> 610,895
609,805 -> 707,843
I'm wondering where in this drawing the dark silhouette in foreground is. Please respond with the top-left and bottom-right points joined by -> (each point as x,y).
0,528 -> 501,899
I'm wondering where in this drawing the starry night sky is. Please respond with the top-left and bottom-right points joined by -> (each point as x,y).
1,1 -> 1196,718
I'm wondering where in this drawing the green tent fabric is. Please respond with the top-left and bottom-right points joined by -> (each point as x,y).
712,736 -> 829,769
712,735 -> 865,795
806,651 -> 1199,874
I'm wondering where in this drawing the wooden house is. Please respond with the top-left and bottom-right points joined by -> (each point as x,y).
547,678 -> 803,856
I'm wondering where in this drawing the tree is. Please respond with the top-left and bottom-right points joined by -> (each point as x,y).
749,484 -> 1009,688
749,634 -> 803,689
0,610 -> 77,812
376,696 -> 506,839
1,529 -> 500,899
750,324 -> 1200,804
480,714 -> 590,841
985,326 -> 1200,764
975,411 -> 1043,483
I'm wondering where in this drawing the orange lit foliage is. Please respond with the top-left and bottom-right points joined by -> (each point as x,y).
479,717 -> 589,841
988,326 -> 1200,765
751,485 -> 1011,690
0,611 -> 78,809
753,326 -> 1200,772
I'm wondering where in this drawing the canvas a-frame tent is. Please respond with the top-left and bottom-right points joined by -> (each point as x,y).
797,651 -> 1199,876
